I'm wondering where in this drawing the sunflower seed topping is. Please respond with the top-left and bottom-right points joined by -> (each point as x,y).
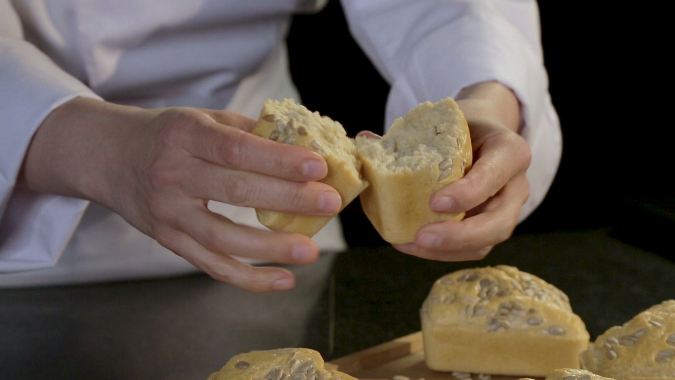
459,272 -> 478,282
265,367 -> 283,380
547,325 -> 566,336
451,371 -> 471,379
235,360 -> 250,369
527,316 -> 543,326
667,333 -> 675,346
606,336 -> 619,346
655,349 -> 675,363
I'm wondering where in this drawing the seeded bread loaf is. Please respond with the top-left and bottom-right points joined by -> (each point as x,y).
355,97 -> 472,244
421,266 -> 590,376
580,300 -> 675,380
252,99 -> 367,237
208,348 -> 356,380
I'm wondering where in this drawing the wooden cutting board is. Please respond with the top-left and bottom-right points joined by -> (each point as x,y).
328,332 -> 541,380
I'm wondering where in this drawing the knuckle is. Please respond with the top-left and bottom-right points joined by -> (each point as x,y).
157,109 -> 199,147
501,132 -> 532,171
224,177 -> 254,206
146,161 -> 181,190
462,174 -> 488,202
203,257 -> 241,286
147,199 -> 178,227
220,129 -> 246,168
495,226 -> 513,244
516,138 -> 532,170
201,225 -> 228,254
447,228 -> 469,251
288,186 -> 309,210
209,265 -> 234,285
153,226 -> 178,249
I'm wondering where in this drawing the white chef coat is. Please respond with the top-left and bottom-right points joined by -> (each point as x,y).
0,0 -> 561,287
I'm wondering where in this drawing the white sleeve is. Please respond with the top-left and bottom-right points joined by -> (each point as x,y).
341,0 -> 562,220
0,1 -> 100,272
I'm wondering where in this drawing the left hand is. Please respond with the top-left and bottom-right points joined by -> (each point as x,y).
395,82 -> 531,261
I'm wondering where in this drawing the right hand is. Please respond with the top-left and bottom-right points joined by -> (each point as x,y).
22,98 -> 342,292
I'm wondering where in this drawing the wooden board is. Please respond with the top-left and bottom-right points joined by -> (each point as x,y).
329,332 -> 541,380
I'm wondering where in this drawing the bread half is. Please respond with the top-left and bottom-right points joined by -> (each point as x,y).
355,97 -> 472,244
252,99 -> 367,237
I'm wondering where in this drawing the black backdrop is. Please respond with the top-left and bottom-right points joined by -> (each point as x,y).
286,2 -> 674,252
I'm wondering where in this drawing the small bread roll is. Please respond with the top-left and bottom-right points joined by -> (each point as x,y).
355,97 -> 472,244
252,99 -> 367,237
581,299 -> 675,380
421,266 -> 590,376
209,348 -> 356,380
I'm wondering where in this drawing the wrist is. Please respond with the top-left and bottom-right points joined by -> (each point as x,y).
455,81 -> 522,133
21,97 -> 149,208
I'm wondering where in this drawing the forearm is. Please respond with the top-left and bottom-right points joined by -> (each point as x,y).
20,97 -> 147,209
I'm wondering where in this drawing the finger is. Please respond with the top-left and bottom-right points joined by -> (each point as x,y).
158,227 -> 296,292
430,132 -> 530,214
175,207 -> 320,265
183,159 -> 342,215
356,130 -> 382,139
186,119 -> 328,181
199,109 -> 257,132
403,174 -> 528,260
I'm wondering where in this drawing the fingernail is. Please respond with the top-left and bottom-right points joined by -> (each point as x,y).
357,131 -> 381,139
272,277 -> 294,290
302,159 -> 325,178
431,196 -> 454,212
418,233 -> 441,248
291,244 -> 312,261
318,191 -> 341,213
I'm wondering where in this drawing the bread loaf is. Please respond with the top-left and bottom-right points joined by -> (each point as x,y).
208,348 -> 356,380
355,97 -> 472,244
252,99 -> 367,237
421,266 -> 590,376
580,299 -> 675,380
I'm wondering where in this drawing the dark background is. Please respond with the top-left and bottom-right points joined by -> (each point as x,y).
287,1 -> 674,256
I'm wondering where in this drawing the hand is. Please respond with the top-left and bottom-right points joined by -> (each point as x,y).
395,82 -> 531,261
22,98 -> 342,292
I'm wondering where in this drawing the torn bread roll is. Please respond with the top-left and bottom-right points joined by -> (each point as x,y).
355,97 -> 472,244
580,299 -> 675,380
208,348 -> 356,380
252,99 -> 367,237
421,266 -> 590,376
